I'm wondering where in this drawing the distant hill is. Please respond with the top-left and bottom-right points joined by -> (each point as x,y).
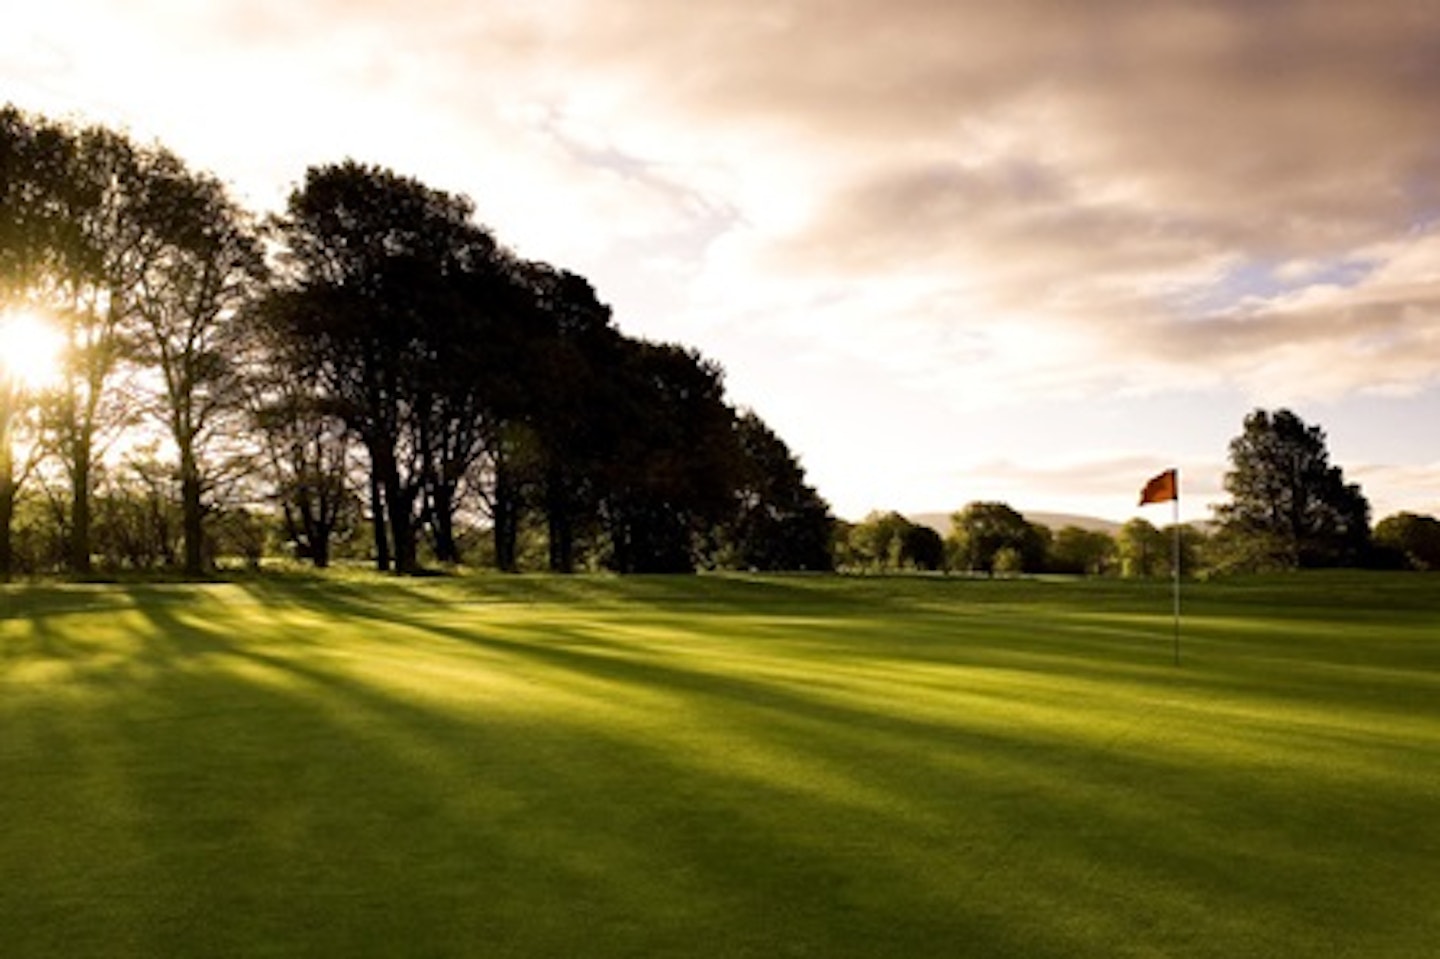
906,511 -> 1125,536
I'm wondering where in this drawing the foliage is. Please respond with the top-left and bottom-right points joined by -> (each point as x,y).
1117,518 -> 1166,577
1049,525 -> 1118,576
948,501 -> 1047,575
1215,408 -> 1370,568
598,341 -> 741,573
260,161 -> 508,574
842,511 -> 942,571
1372,511 -> 1440,570
129,153 -> 267,575
89,453 -> 183,571
717,411 -> 835,571
1,105 -> 267,578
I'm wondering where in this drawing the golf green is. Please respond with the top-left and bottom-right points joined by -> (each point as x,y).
2,571 -> 1436,957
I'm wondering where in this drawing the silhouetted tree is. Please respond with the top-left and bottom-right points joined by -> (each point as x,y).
901,523 -> 945,571
413,240 -> 529,566
263,162 -> 501,574
250,385 -> 358,568
721,411 -> 834,571
5,106 -> 835,578
1216,408 -> 1370,568
4,113 -> 158,573
519,263 -> 620,573
131,155 -> 267,575
600,341 -> 740,573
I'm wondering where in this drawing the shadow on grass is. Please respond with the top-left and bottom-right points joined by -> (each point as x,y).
1,573 -> 1437,957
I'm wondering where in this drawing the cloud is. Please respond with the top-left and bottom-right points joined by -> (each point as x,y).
6,0 -> 1439,520
494,0 -> 1440,401
1349,461 -> 1440,518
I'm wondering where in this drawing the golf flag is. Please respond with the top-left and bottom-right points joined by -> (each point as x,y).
1139,468 -> 1178,506
1137,467 -> 1182,666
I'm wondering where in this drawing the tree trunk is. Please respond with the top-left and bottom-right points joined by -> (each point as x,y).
179,447 -> 204,577
546,470 -> 574,574
311,526 -> 331,568
386,477 -> 418,575
0,444 -> 14,583
368,465 -> 390,572
493,461 -> 518,573
375,445 -> 418,575
69,445 -> 92,575
430,483 -> 460,565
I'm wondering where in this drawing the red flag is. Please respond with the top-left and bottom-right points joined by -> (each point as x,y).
1139,468 -> 1178,506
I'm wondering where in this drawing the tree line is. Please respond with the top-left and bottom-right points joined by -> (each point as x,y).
4,105 -> 1434,582
0,105 -> 834,579
839,409 -> 1440,576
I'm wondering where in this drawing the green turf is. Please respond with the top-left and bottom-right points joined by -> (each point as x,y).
1,571 -> 1436,958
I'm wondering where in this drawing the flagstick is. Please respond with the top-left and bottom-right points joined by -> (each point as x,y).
1172,480 -> 1181,667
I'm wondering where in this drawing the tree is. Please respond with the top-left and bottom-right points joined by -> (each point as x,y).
948,502 -> 1046,575
6,106 -> 836,579
1215,408 -> 1371,568
901,523 -> 945,572
845,511 -> 911,571
250,382 -> 358,568
1117,518 -> 1167,577
131,155 -> 266,575
1050,525 -> 1117,576
0,107 -> 64,579
720,411 -> 834,571
263,162 -> 502,574
2,111 -> 157,573
513,262 -> 618,573
413,244 -> 527,567
90,448 -> 182,571
599,341 -> 740,573
1373,512 -> 1440,570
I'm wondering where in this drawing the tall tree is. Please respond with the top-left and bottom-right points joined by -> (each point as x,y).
25,120 -> 163,573
600,341 -> 740,573
132,156 -> 266,575
0,106 -> 61,579
1216,408 -> 1370,568
520,263 -> 619,573
264,162 -> 497,574
414,242 -> 526,566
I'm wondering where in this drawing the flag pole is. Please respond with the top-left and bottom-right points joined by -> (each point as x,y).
1139,467 -> 1182,666
1172,474 -> 1181,667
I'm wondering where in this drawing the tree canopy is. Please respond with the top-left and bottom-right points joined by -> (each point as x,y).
1214,408 -> 1370,569
0,104 -> 834,577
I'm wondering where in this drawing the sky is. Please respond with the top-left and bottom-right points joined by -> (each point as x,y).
3,0 -> 1439,524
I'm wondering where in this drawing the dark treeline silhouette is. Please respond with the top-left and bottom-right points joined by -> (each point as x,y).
0,105 -> 833,578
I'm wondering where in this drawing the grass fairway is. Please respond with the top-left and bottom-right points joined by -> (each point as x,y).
2,571 -> 1437,957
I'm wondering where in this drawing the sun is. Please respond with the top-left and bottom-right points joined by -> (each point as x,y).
0,308 -> 67,391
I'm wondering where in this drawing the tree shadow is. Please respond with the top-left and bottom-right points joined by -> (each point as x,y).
2,576 -> 1436,957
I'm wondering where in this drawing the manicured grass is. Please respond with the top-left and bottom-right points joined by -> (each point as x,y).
2,571 -> 1437,957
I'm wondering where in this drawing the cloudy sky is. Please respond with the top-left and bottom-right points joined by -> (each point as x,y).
4,0 -> 1439,522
